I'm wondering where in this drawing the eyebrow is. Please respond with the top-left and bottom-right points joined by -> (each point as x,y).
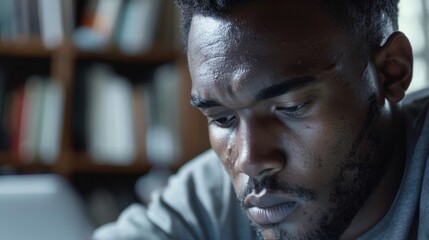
190,97 -> 221,108
255,76 -> 317,101
190,76 -> 318,109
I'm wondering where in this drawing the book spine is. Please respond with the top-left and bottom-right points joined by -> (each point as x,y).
0,70 -> 7,150
0,0 -> 18,42
19,76 -> 45,162
117,0 -> 163,54
38,79 -> 64,165
10,85 -> 25,160
86,65 -> 136,165
27,0 -> 41,37
38,0 -> 64,48
145,64 -> 181,166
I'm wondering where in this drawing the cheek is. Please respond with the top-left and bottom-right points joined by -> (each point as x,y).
209,127 -> 235,172
285,111 -> 357,190
209,127 -> 248,194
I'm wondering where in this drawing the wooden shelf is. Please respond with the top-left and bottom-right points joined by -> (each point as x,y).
75,45 -> 179,63
0,36 -> 209,178
0,152 -> 17,162
0,41 -> 179,64
0,154 -> 57,173
71,154 -> 152,174
0,152 -> 153,175
0,39 -> 52,58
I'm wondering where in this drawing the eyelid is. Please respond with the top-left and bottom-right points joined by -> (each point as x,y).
275,101 -> 311,118
270,87 -> 318,106
272,90 -> 316,117
208,114 -> 236,128
199,108 -> 226,120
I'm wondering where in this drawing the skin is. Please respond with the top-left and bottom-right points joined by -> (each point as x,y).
187,0 -> 412,239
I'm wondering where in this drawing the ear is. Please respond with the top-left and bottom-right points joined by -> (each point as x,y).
374,32 -> 413,103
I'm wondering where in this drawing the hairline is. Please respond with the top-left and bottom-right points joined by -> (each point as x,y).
178,0 -> 398,60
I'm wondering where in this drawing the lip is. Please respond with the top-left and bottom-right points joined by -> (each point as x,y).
244,191 -> 298,226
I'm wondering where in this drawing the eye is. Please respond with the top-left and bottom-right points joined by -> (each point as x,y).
276,103 -> 308,117
209,115 -> 236,128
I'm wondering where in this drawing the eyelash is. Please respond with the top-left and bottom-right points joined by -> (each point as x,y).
208,102 -> 309,128
209,115 -> 236,128
276,102 -> 309,117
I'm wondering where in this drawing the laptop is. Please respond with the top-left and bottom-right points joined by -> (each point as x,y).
0,174 -> 95,240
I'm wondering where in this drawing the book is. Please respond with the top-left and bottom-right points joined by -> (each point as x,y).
9,85 -> 25,159
27,0 -> 41,37
61,0 -> 75,39
14,0 -> 31,40
18,76 -> 45,162
86,65 -> 136,165
117,0 -> 163,54
0,0 -> 18,42
74,0 -> 123,50
0,69 -> 7,150
1,90 -> 15,152
92,0 -> 123,42
145,64 -> 181,166
38,0 -> 65,48
38,79 -> 64,165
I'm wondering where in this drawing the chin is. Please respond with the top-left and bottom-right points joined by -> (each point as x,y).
250,216 -> 347,240
253,223 -> 308,240
255,228 -> 343,240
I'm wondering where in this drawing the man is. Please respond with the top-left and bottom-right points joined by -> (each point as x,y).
93,0 -> 429,239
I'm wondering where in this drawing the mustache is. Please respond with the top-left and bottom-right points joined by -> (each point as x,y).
238,176 -> 317,203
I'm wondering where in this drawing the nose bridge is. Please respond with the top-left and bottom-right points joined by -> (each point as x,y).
235,114 -> 285,180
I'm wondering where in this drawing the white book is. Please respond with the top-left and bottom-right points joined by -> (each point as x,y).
87,65 -> 136,165
38,79 -> 64,165
38,0 -> 64,48
92,0 -> 122,41
117,0 -> 163,54
61,0 -> 75,37
146,64 -> 181,166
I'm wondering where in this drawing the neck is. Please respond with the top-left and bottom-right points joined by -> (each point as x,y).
341,106 -> 406,240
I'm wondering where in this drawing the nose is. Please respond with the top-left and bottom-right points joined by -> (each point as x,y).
234,116 -> 285,181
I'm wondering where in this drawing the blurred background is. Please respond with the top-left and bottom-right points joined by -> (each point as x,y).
399,0 -> 429,92
0,0 -> 211,239
0,0 -> 427,239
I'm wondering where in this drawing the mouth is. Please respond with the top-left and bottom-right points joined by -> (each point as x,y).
244,190 -> 299,226
248,201 -> 298,226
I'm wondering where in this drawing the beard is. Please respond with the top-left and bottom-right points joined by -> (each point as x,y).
238,94 -> 388,240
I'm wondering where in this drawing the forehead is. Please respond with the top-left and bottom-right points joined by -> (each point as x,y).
187,0 -> 350,105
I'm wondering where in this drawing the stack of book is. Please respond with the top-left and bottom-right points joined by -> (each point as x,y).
0,72 -> 64,164
0,0 -> 181,53
72,63 -> 181,166
74,0 -> 181,53
0,0 -> 74,48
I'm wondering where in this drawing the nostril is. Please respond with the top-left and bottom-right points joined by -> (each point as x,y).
259,168 -> 279,178
234,120 -> 286,179
237,155 -> 286,181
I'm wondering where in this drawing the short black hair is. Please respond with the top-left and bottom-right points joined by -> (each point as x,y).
174,0 -> 400,56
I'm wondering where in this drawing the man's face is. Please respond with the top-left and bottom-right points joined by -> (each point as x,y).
188,1 -> 389,239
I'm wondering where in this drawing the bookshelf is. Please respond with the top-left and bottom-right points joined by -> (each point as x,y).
0,0 -> 211,179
